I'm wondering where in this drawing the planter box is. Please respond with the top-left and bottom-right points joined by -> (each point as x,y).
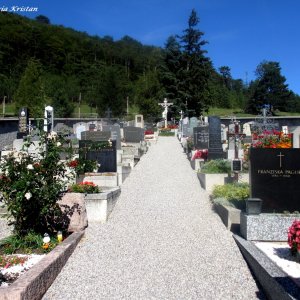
214,203 -> 241,233
85,187 -> 121,223
240,213 -> 300,241
197,173 -> 228,193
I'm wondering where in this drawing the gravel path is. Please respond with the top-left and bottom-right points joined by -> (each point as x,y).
44,137 -> 264,300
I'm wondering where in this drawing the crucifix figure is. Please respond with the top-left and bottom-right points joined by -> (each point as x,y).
158,98 -> 173,128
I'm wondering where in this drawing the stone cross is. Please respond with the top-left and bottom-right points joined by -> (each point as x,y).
158,98 -> 173,128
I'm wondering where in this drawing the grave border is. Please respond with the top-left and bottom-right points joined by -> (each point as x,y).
0,231 -> 84,300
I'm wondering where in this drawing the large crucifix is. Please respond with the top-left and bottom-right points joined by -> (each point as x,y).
158,98 -> 173,128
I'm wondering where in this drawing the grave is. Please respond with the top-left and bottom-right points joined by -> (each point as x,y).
249,148 -> 300,213
193,126 -> 209,150
182,117 -> 189,138
102,125 -> 121,150
135,115 -> 144,129
208,116 -> 224,160
189,117 -> 199,137
79,140 -> 117,173
123,126 -> 144,143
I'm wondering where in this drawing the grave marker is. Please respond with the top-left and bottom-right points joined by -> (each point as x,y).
79,140 -> 117,173
208,116 -> 224,159
193,126 -> 209,149
250,148 -> 300,213
102,125 -> 121,150
81,131 -> 111,142
123,126 -> 144,143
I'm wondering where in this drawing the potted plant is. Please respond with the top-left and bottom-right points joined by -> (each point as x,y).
288,220 -> 300,258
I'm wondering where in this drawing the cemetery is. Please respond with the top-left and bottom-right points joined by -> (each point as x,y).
1,104 -> 300,299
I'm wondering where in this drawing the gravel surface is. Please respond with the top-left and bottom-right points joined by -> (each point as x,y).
44,137 -> 264,300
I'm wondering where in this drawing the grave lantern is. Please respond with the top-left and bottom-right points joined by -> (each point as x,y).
18,107 -> 28,133
44,106 -> 54,133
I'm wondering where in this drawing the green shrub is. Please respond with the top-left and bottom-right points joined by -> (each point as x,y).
159,131 -> 174,136
211,183 -> 250,210
201,159 -> 231,174
0,131 -> 74,236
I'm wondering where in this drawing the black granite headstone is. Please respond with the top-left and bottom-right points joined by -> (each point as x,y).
193,126 -> 209,149
81,131 -> 111,141
79,140 -> 116,172
123,126 -> 144,143
250,148 -> 300,213
208,116 -> 224,159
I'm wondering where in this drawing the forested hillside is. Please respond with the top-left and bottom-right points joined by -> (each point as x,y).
0,11 -> 299,119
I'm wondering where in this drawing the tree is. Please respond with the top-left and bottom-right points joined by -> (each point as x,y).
245,61 -> 291,114
35,15 -> 50,24
14,59 -> 48,117
178,9 -> 212,116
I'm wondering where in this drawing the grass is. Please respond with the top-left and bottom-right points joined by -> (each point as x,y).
0,232 -> 59,255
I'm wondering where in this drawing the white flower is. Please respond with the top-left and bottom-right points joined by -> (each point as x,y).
27,164 -> 34,170
25,192 -> 32,200
56,142 -> 62,147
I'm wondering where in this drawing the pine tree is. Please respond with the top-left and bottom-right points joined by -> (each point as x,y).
14,59 -> 48,117
178,9 -> 212,116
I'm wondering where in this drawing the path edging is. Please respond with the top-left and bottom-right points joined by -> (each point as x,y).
233,234 -> 300,300
0,231 -> 84,300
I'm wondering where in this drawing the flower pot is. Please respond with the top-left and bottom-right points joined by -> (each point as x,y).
246,198 -> 262,215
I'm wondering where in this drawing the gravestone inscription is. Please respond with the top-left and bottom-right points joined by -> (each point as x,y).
250,148 -> 300,213
208,116 -> 224,159
193,126 -> 209,149
81,131 -> 111,141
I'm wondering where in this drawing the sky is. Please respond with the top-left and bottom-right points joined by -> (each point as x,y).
2,0 -> 300,95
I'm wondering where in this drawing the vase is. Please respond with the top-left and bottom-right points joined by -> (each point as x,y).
245,198 -> 263,215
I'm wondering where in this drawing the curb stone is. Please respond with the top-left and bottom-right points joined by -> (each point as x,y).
233,234 -> 300,300
0,231 -> 84,300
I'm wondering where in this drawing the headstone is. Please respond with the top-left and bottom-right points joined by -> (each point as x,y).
135,115 -> 144,129
208,116 -> 224,160
250,148 -> 300,213
243,122 -> 252,136
81,131 -> 111,141
182,117 -> 189,137
73,122 -> 88,139
189,117 -> 198,137
290,126 -> 300,148
79,140 -> 117,172
193,126 -> 209,149
103,125 -> 121,150
89,123 -> 96,131
123,126 -> 144,143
